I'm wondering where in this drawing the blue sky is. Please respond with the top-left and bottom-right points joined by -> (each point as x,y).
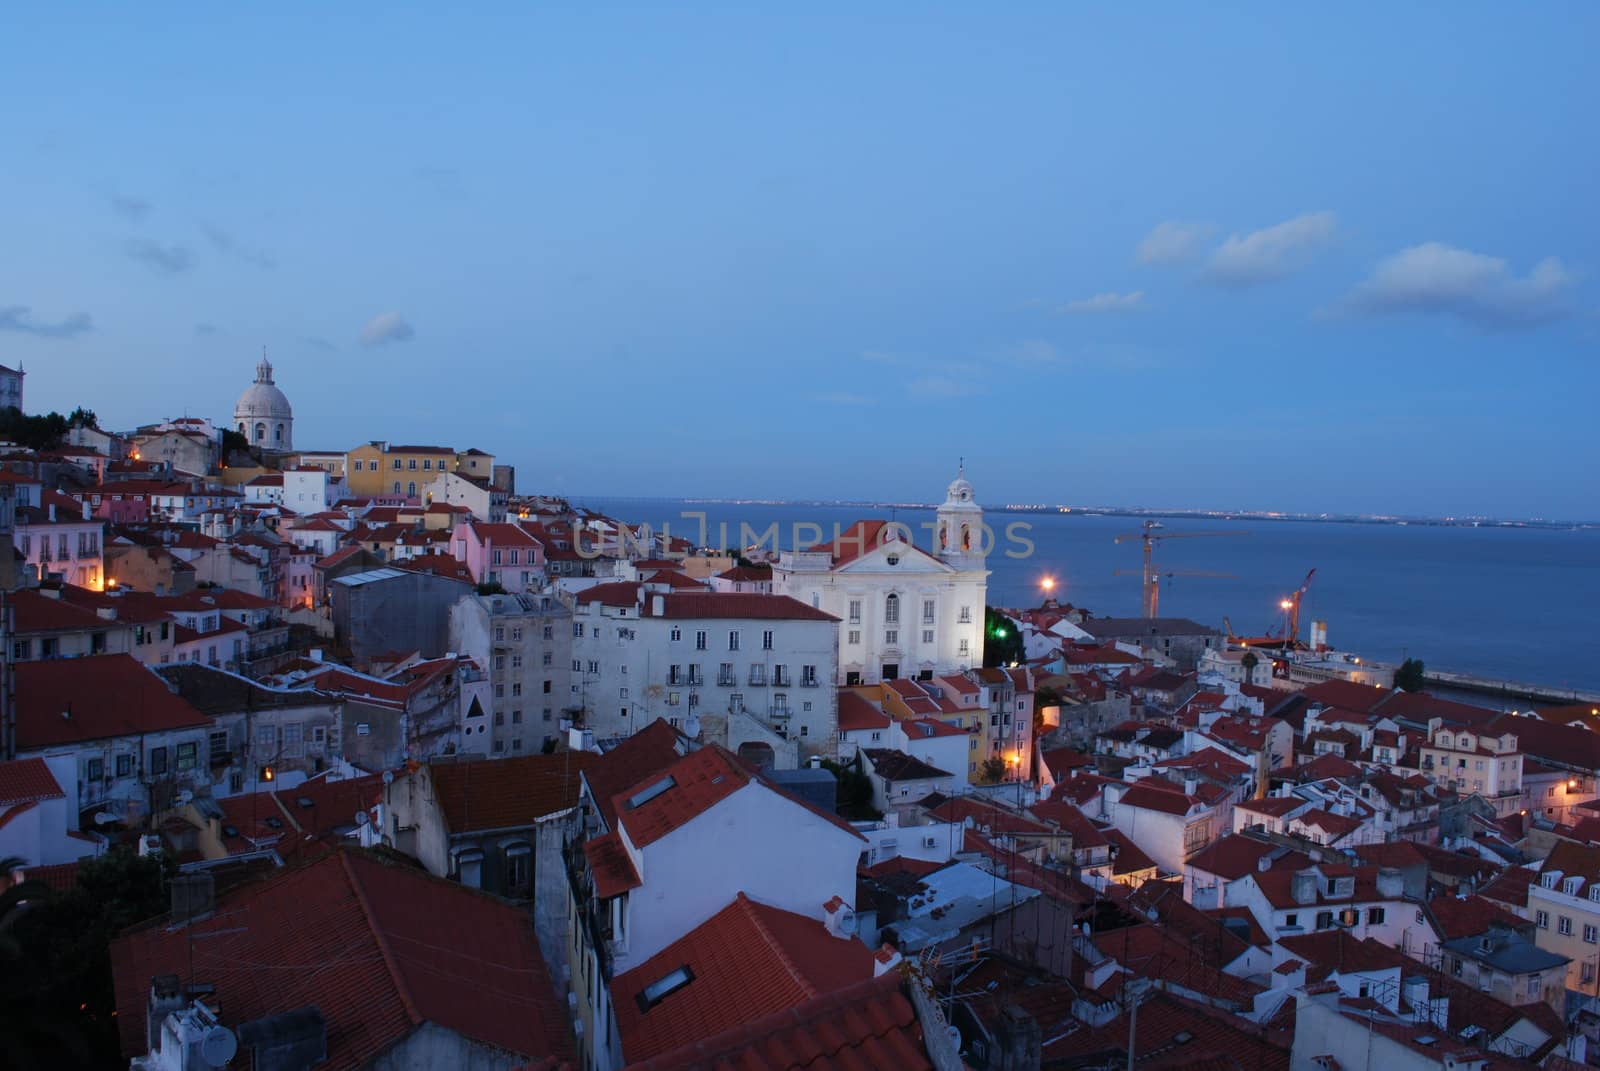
3,5 -> 1597,519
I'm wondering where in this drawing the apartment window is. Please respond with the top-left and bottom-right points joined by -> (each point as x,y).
542,625 -> 553,640
958,639 -> 970,656
669,665 -> 683,685
150,746 -> 169,776
667,692 -> 680,706
494,711 -> 505,726
1560,916 -> 1574,936
1549,787 -> 1557,798
922,630 -> 935,645
762,630 -> 774,650
749,665 -> 766,685
393,481 -> 402,494
1284,913 -> 1298,929
512,682 -> 521,697
801,665 -> 817,687
407,481 -> 416,496
958,606 -> 972,623
87,757 -> 104,781
719,663 -> 736,686
543,679 -> 552,693
885,630 -> 898,646
885,594 -> 899,624
392,459 -> 402,469
422,459 -> 431,470
695,631 -> 707,650
847,630 -> 861,645
1536,910 -> 1550,929
922,599 -> 935,625
573,622 -> 584,637
511,654 -> 523,668
493,740 -> 504,753
1527,975 -> 1541,998
176,741 -> 199,771
407,458 -> 417,470
495,655 -> 506,671
492,549 -> 503,565
114,753 -> 133,778
511,709 -> 523,724
773,665 -> 790,687
670,627 -> 681,642
728,630 -> 740,651
1585,962 -> 1598,985
1584,924 -> 1597,944
1366,907 -> 1385,925
1315,911 -> 1334,930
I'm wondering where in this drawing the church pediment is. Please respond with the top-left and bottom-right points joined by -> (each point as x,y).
835,541 -> 953,575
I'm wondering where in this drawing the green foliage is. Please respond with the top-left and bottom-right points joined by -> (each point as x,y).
982,607 -> 1026,667
1394,657 -> 1427,692
221,428 -> 251,457
980,757 -> 1009,784
0,848 -> 174,1069
476,581 -> 507,596
821,758 -> 881,820
0,407 -> 70,450
66,407 -> 98,429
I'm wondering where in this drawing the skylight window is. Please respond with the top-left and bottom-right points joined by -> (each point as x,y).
638,966 -> 694,1011
296,796 -> 315,809
626,776 -> 677,810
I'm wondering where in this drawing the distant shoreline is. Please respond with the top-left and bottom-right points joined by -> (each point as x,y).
578,496 -> 1598,532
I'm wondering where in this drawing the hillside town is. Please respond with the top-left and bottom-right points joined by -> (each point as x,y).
5,359 -> 1600,1071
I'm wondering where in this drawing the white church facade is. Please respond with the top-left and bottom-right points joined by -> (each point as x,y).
772,469 -> 989,685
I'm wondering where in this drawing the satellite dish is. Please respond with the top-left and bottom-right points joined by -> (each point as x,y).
683,713 -> 701,740
93,811 -> 119,825
178,790 -> 194,804
382,770 -> 395,785
200,1025 -> 237,1068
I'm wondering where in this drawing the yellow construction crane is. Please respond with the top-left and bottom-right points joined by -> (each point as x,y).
1114,520 -> 1240,619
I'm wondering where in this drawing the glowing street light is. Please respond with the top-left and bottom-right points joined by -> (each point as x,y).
1040,576 -> 1056,593
1278,599 -> 1293,611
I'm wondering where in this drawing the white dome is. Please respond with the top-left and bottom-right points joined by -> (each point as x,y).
945,467 -> 976,505
235,380 -> 293,420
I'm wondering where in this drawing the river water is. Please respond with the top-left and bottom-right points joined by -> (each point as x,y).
580,498 -> 1600,695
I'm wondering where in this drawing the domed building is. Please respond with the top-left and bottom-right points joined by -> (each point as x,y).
234,354 -> 293,452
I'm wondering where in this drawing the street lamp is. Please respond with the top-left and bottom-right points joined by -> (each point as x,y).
1041,576 -> 1056,593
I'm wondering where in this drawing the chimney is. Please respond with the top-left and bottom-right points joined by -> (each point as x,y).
873,944 -> 903,977
145,975 -> 186,1052
1291,871 -> 1317,905
652,594 -> 665,617
1376,867 -> 1403,899
993,1004 -> 1042,1071
1183,776 -> 1197,797
822,895 -> 855,939
1257,853 -> 1273,873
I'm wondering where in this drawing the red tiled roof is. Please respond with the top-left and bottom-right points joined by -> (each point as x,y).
1187,835 -> 1312,881
807,520 -> 897,566
927,795 -> 1051,836
22,860 -> 81,892
1154,746 -> 1250,779
1093,922 -> 1264,1006
430,753 -> 599,834
15,655 -> 210,749
468,522 -> 543,547
1027,798 -> 1110,849
110,849 -> 573,1070
1041,747 -> 1092,776
1427,893 -> 1530,942
654,594 -> 837,622
1043,990 -> 1289,1071
585,721 -> 687,831
611,893 -> 875,1065
641,570 -> 707,590
859,856 -> 947,881
620,971 -> 931,1071
837,691 -> 891,732
614,747 -> 753,848
10,588 -> 117,633
573,582 -> 644,608
0,758 -> 66,806
1103,828 -> 1157,875
586,830 -> 642,898
1235,795 -> 1305,818
1117,782 -> 1197,816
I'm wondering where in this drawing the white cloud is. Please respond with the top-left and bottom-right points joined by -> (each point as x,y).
908,377 -> 981,400
360,311 -> 415,347
1137,221 -> 1216,265
1339,242 -> 1574,330
1057,291 -> 1146,315
1202,211 -> 1337,286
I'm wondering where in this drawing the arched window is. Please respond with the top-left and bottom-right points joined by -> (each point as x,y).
885,593 -> 900,624
960,524 -> 971,551
938,523 -> 948,550
254,422 -> 265,442
393,481 -> 401,494
275,423 -> 284,443
407,481 -> 416,497
237,422 -> 246,435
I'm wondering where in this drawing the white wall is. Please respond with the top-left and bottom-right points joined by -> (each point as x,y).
618,779 -> 862,970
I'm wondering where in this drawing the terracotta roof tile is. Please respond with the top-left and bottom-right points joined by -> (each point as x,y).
15,655 -> 210,749
614,747 -> 753,848
585,721 -> 688,831
837,691 -> 891,731
586,830 -> 642,898
430,753 -> 598,834
110,849 -> 573,1069
620,971 -> 930,1071
612,893 -> 875,1064
0,758 -> 67,807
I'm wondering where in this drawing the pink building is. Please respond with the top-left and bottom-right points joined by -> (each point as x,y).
15,491 -> 106,589
449,521 -> 545,593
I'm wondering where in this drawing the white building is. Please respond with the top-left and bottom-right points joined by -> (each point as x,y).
570,583 -> 839,764
282,466 -> 348,513
447,590 -> 572,757
772,469 -> 988,686
233,354 -> 294,452
568,738 -> 865,1071
0,757 -> 103,866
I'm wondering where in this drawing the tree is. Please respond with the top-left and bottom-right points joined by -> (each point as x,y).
1241,650 -> 1260,682
0,848 -> 173,1069
65,407 -> 98,429
475,581 -> 506,596
1394,658 -> 1426,693
982,607 -> 1026,667
821,758 -> 881,820
980,757 -> 1009,784
0,407 -> 69,450
221,428 -> 251,458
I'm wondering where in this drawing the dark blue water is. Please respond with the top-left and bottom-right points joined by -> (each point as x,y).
583,498 -> 1600,694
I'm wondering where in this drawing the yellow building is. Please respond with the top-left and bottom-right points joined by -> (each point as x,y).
344,442 -> 459,497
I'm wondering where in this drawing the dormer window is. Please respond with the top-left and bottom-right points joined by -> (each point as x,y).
1589,885 -> 1600,903
1565,876 -> 1584,896
1542,872 -> 1559,889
